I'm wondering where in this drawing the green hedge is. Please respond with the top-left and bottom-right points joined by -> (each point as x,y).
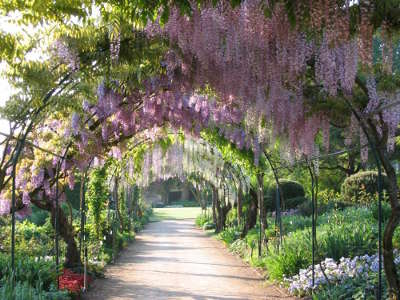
265,180 -> 305,210
340,171 -> 389,204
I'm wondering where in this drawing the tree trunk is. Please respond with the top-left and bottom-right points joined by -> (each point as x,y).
377,147 -> 400,298
241,187 -> 258,237
222,201 -> 232,228
257,173 -> 266,256
221,185 -> 232,230
212,187 -> 217,226
220,186 -> 226,230
237,184 -> 243,226
52,205 -> 82,268
215,193 -> 223,232
31,197 -> 81,267
114,176 -> 124,231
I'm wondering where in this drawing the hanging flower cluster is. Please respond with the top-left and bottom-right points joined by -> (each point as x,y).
0,197 -> 10,215
54,39 -> 80,72
145,0 -> 364,157
138,137 -> 243,200
5,1 -> 398,220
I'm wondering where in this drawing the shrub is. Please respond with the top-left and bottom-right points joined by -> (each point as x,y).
202,222 -> 215,230
265,180 -> 305,210
0,279 -> 70,300
341,171 -> 389,204
297,190 -> 351,217
264,207 -> 378,280
371,200 -> 392,223
28,206 -> 49,226
280,214 -> 312,233
226,209 -> 238,227
285,196 -> 308,209
13,259 -> 57,291
298,199 -> 333,217
0,220 -> 54,263
265,230 -> 312,280
218,227 -> 240,245
245,227 -> 259,248
169,200 -> 199,207
229,239 -> 247,257
320,221 -> 377,261
195,213 -> 212,228
0,253 -> 65,299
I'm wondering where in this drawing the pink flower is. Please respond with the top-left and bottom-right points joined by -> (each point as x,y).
0,198 -> 10,215
71,113 -> 80,136
68,171 -> 75,190
22,191 -> 31,206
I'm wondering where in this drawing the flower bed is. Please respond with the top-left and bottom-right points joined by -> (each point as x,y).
59,269 -> 92,295
284,253 -> 400,297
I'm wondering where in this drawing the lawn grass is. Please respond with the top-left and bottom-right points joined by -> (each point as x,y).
150,207 -> 203,222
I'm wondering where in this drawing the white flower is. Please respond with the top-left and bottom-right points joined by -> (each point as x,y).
285,252 -> 400,296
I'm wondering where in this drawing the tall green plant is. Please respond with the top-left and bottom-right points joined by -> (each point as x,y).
86,167 -> 109,239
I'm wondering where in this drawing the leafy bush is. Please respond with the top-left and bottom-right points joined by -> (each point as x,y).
280,214 -> 312,233
298,199 -> 334,217
371,200 -> 392,223
169,200 -> 199,207
195,213 -> 212,228
226,209 -> 238,227
285,196 -> 308,209
0,278 -> 69,300
245,227 -> 259,248
28,206 -> 49,226
265,207 -> 378,280
0,254 -> 58,291
265,230 -> 312,280
0,253 -> 69,299
140,206 -> 153,224
202,222 -> 215,230
265,180 -> 305,210
229,239 -> 247,257
86,167 -> 109,239
0,219 -> 54,258
341,171 -> 389,204
218,227 -> 241,245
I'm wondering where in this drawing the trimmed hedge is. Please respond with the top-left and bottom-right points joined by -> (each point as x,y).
265,180 -> 305,210
340,171 -> 389,204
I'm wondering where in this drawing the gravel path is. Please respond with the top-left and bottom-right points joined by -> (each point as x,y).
84,220 -> 294,300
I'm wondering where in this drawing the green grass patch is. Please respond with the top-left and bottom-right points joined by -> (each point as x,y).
150,207 -> 203,221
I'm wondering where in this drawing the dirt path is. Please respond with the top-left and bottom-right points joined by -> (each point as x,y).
84,220 -> 294,300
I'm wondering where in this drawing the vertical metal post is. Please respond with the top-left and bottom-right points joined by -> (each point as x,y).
55,161 -> 61,289
80,171 -> 87,291
11,157 -> 17,287
79,176 -> 85,261
275,187 -> 283,249
257,173 -> 264,257
308,161 -> 316,292
370,145 -> 382,300
83,182 -> 87,292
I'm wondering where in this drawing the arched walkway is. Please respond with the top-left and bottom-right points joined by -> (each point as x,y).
84,220 -> 294,300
